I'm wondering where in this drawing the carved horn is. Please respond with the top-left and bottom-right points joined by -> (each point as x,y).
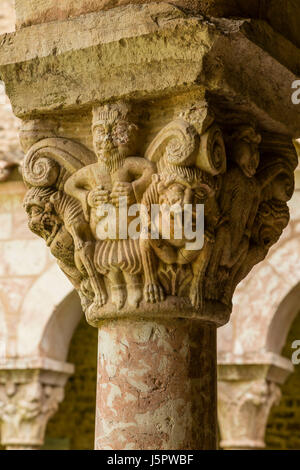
23,137 -> 96,189
196,124 -> 227,175
145,118 -> 199,166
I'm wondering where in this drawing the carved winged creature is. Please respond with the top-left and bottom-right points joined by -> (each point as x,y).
21,121 -> 106,313
205,126 -> 262,303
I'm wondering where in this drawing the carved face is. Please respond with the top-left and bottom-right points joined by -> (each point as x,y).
234,141 -> 260,178
271,172 -> 295,202
158,183 -> 194,244
254,202 -> 289,249
93,119 -> 137,161
18,382 -> 44,420
26,201 -> 61,247
159,183 -> 187,207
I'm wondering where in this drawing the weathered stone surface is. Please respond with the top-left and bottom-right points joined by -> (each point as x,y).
217,356 -> 293,449
266,313 -> 300,450
18,90 -> 296,452
0,0 -> 22,173
0,0 -> 15,33
96,319 -> 217,450
218,378 -> 281,450
13,0 -> 300,52
216,166 -> 300,450
218,186 -> 300,360
1,5 -> 299,138
13,0 -> 248,29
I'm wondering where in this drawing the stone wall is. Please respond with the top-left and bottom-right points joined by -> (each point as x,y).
0,181 -> 55,357
0,0 -> 21,162
266,312 -> 300,450
0,0 -> 15,33
45,317 -> 97,450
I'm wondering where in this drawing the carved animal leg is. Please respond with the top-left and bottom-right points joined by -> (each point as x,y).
107,270 -> 127,310
140,239 -> 165,303
57,260 -> 92,312
223,238 -> 250,305
68,222 -> 108,307
75,242 -> 107,307
205,226 -> 229,300
190,241 -> 213,309
123,272 -> 143,308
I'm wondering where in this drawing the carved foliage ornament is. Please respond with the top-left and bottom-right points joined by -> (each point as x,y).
21,102 -> 297,326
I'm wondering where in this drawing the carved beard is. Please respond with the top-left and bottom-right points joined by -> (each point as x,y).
98,148 -> 126,173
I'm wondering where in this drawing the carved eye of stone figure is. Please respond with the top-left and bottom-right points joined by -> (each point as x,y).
93,120 -> 135,156
113,121 -> 138,151
29,205 -> 44,217
93,124 -> 112,152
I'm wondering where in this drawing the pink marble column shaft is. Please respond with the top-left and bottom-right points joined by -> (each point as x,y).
95,318 -> 217,450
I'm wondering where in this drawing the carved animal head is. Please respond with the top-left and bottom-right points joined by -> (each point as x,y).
157,178 -> 200,244
24,187 -> 61,246
232,126 -> 261,178
158,181 -> 189,207
252,200 -> 290,249
258,161 -> 295,203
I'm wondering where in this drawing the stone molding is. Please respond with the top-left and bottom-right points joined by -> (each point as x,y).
0,5 -> 299,138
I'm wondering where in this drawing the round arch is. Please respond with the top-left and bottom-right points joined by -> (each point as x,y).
219,230 -> 300,357
17,264 -> 83,361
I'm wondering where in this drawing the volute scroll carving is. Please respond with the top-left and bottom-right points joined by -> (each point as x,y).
21,101 -> 297,327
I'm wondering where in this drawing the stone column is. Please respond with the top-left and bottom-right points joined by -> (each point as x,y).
0,1 -> 299,451
218,354 -> 293,450
0,359 -> 72,450
96,320 -> 217,450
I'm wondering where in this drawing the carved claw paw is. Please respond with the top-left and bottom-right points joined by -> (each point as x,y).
85,291 -> 107,324
111,285 -> 127,310
94,291 -> 107,308
144,282 -> 165,303
190,283 -> 203,310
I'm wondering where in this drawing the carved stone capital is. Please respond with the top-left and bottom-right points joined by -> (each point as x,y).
218,379 -> 281,450
0,363 -> 72,449
217,355 -> 293,450
20,100 -> 297,328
